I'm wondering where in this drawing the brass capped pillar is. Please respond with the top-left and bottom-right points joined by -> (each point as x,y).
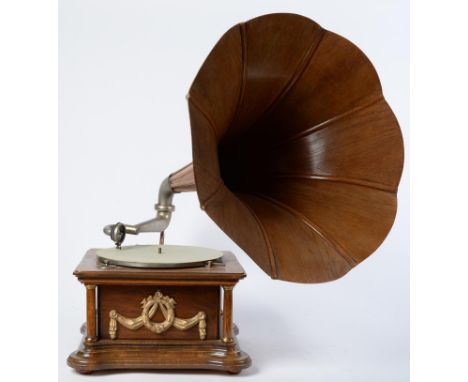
85,284 -> 97,343
222,285 -> 234,343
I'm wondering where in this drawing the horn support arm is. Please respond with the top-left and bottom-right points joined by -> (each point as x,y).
103,164 -> 195,248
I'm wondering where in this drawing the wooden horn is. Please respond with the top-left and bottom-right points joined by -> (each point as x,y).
171,13 -> 404,283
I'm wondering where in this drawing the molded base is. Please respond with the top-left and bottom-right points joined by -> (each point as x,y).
67,329 -> 251,374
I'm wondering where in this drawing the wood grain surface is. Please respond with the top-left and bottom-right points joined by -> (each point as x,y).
98,285 -> 220,340
68,251 -> 250,373
74,250 -> 246,283
185,13 -> 404,283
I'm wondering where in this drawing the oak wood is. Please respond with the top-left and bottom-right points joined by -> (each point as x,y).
183,13 -> 404,283
85,285 -> 97,343
222,285 -> 234,343
74,249 -> 246,283
68,337 -> 250,374
68,251 -> 250,373
98,285 -> 219,340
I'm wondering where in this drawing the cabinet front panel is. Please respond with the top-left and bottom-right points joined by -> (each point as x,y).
98,285 -> 220,340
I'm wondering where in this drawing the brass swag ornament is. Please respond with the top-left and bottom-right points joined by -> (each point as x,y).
109,291 -> 207,340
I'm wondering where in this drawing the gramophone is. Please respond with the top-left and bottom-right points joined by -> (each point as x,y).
67,13 -> 404,374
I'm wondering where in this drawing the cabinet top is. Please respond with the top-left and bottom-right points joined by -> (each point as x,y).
73,249 -> 246,285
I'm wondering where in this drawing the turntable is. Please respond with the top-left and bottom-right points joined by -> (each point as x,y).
67,13 -> 404,374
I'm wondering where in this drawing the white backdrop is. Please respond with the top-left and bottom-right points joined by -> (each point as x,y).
59,1 -> 409,381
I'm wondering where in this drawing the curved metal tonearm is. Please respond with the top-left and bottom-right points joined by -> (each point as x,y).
103,176 -> 176,248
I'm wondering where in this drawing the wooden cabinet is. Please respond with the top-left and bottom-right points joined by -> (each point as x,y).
67,250 -> 251,374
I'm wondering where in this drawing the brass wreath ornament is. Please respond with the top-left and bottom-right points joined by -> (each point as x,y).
109,291 -> 207,340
